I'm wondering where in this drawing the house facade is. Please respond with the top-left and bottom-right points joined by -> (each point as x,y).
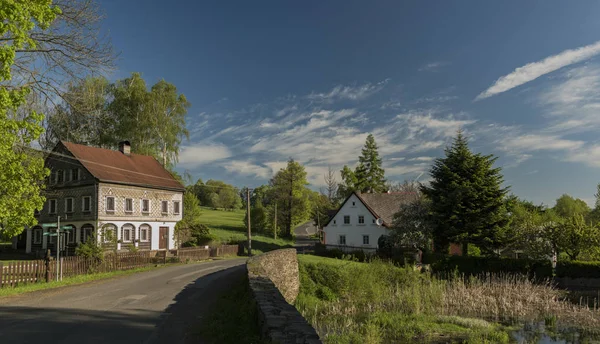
323,191 -> 416,252
27,141 -> 185,256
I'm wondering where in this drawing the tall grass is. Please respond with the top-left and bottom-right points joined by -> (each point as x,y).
295,255 -> 600,343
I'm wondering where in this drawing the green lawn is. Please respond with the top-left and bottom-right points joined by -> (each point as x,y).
198,207 -> 294,255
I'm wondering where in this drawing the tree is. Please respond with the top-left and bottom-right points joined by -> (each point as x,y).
553,194 -> 590,219
390,197 -> 434,251
556,215 -> 600,261
337,165 -> 358,199
9,0 -> 115,105
209,193 -> 220,209
244,201 -> 268,234
0,1 -> 59,239
354,134 -> 387,193
324,166 -> 338,204
311,193 -> 335,230
421,130 -> 510,255
218,187 -> 240,211
270,159 -> 311,237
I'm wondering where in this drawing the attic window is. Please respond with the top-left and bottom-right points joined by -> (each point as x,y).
333,220 -> 336,225
352,201 -> 355,206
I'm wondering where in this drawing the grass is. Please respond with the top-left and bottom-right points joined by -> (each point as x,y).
193,273 -> 269,344
295,255 -> 600,343
198,207 -> 295,255
0,265 -> 165,298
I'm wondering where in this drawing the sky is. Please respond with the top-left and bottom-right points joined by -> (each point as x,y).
98,0 -> 600,207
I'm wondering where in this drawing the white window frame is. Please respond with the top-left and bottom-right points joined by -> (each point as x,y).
125,198 -> 133,213
358,215 -> 365,225
34,228 -> 42,244
141,199 -> 150,214
139,225 -> 150,242
82,196 -> 92,212
173,201 -> 181,215
65,197 -> 74,213
48,199 -> 57,214
161,200 -> 169,214
122,225 -> 133,243
105,196 -> 115,213
339,235 -> 346,245
343,215 -> 350,225
363,235 -> 370,245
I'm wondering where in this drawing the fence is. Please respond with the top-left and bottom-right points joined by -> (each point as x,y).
0,244 -> 241,289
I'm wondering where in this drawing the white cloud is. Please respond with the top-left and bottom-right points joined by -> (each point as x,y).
408,156 -> 435,162
414,95 -> 458,104
418,61 -> 449,72
178,144 -> 232,167
307,80 -> 388,101
385,163 -> 430,177
222,160 -> 272,179
476,40 -> 600,100
500,134 -> 584,152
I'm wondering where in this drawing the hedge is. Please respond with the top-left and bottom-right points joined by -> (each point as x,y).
430,255 -> 553,280
555,261 -> 600,279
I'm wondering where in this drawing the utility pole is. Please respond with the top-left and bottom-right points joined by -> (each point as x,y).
56,215 -> 60,282
247,188 -> 252,256
273,202 -> 277,240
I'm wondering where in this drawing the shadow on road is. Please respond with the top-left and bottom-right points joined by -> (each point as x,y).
0,263 -> 247,344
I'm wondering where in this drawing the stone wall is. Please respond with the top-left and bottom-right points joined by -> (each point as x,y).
247,249 -> 321,344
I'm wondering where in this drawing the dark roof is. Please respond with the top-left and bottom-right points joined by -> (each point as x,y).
325,191 -> 418,227
60,141 -> 185,191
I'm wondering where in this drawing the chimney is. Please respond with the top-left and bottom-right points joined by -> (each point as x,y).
118,141 -> 131,156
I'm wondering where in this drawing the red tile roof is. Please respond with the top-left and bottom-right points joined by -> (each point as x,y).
60,141 -> 185,191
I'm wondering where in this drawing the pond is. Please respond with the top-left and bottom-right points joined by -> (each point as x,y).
512,321 -> 600,344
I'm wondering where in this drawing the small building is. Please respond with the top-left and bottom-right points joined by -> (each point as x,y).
26,141 -> 185,256
322,191 -> 415,253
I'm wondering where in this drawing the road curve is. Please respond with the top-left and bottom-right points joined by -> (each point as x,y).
0,258 -> 247,344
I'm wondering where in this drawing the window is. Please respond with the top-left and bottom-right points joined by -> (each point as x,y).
339,235 -> 346,245
57,170 -> 64,184
71,168 -> 80,181
34,228 -> 42,244
82,196 -> 91,212
66,226 -> 75,244
358,215 -> 365,224
142,199 -> 150,213
106,196 -> 115,213
343,215 -> 350,224
49,199 -> 57,214
173,201 -> 181,215
122,224 -> 134,242
372,219 -> 376,224
102,224 -> 116,243
50,171 -> 57,185
49,230 -> 56,244
363,235 -> 370,245
65,198 -> 74,213
161,200 -> 168,214
352,201 -> 356,206
125,198 -> 133,213
65,170 -> 71,182
81,225 -> 94,243
139,225 -> 150,242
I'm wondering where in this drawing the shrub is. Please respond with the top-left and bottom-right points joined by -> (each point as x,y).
187,223 -> 218,246
75,238 -> 103,260
431,255 -> 552,279
556,261 -> 600,279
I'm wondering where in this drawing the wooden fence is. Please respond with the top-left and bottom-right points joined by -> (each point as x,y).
0,244 -> 241,289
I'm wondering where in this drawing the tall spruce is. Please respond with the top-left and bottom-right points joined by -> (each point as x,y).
339,134 -> 387,197
421,130 -> 509,255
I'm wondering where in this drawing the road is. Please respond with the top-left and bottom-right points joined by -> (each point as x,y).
0,258 -> 247,344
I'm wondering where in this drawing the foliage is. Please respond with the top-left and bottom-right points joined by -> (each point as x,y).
555,215 -> 600,261
390,196 -> 434,251
183,223 -> 217,247
421,130 -> 510,255
269,158 -> 311,237
311,193 -> 336,229
75,238 -> 104,260
243,202 -> 269,234
553,194 -> 590,219
175,192 -> 202,234
0,0 -> 59,238
555,261 -> 600,279
429,255 -> 552,279
337,134 -> 387,198
191,179 -> 242,210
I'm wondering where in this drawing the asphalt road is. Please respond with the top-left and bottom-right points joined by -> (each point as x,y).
0,258 -> 247,344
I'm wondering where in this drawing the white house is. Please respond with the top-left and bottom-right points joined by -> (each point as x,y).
323,191 -> 414,252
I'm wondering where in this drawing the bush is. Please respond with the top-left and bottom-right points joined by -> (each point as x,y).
75,239 -> 103,260
556,261 -> 600,279
188,223 -> 218,246
431,255 -> 552,280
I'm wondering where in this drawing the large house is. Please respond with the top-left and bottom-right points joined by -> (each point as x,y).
25,141 -> 185,256
322,191 -> 415,252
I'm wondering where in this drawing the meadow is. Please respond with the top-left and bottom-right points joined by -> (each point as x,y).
198,207 -> 294,255
295,255 -> 600,344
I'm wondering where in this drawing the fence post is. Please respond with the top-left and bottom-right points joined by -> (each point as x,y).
45,249 -> 51,283
0,262 -> 3,288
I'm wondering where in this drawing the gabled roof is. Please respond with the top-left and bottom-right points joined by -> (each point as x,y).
325,191 -> 418,228
58,141 -> 185,191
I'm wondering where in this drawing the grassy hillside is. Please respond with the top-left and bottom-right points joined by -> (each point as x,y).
198,207 -> 294,255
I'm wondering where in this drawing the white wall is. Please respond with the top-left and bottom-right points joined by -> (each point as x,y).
323,193 -> 390,249
98,220 -> 177,250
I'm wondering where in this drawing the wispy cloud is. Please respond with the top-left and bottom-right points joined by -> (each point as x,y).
307,79 -> 389,101
475,40 -> 600,100
222,160 -> 272,179
418,61 -> 449,72
178,144 -> 232,167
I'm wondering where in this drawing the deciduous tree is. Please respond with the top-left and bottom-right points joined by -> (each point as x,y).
270,159 -> 311,237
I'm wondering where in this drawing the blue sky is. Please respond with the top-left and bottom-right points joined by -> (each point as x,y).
98,0 -> 600,206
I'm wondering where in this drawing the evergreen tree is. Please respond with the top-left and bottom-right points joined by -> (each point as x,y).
338,134 -> 387,198
421,130 -> 509,255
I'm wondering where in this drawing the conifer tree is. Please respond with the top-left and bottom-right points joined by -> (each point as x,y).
421,130 -> 509,255
338,134 -> 387,197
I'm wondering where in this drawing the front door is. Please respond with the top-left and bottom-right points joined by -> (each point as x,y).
159,227 -> 169,250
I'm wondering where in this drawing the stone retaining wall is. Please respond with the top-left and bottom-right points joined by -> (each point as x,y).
247,249 -> 321,344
